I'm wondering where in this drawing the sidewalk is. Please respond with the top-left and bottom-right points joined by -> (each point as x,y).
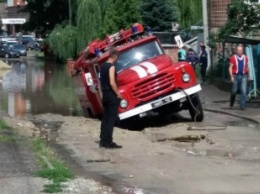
200,84 -> 260,123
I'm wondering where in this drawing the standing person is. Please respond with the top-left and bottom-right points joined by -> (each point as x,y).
198,41 -> 204,58
186,48 -> 199,72
178,47 -> 186,62
199,45 -> 208,83
99,48 -> 123,149
229,45 -> 250,111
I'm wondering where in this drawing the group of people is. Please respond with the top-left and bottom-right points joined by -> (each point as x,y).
178,42 -> 208,83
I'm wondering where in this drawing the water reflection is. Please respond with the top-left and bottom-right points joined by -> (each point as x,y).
0,59 -> 83,118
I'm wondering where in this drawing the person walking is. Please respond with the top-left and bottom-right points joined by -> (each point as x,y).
186,48 -> 199,72
99,48 -> 123,149
199,45 -> 208,83
229,45 -> 250,111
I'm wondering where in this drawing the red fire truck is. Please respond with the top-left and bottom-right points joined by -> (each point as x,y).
72,23 -> 203,122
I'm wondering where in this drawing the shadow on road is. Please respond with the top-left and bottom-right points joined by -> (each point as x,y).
118,113 -> 193,131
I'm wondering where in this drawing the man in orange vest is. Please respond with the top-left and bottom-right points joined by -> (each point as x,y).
229,45 -> 250,110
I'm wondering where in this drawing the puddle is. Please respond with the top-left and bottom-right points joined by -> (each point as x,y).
224,121 -> 260,128
187,149 -> 238,158
0,59 -> 83,118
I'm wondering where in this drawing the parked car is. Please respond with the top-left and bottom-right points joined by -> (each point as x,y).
5,41 -> 19,46
10,44 -> 27,56
27,40 -> 40,51
0,45 -> 20,58
21,35 -> 36,45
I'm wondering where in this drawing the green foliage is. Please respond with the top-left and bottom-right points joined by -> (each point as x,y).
33,138 -> 74,193
104,0 -> 142,34
48,24 -> 77,61
218,1 -> 260,39
173,0 -> 202,29
76,0 -> 102,51
0,119 -> 11,131
0,119 -> 7,129
0,135 -> 15,143
208,32 -> 219,49
141,0 -> 178,31
23,0 -> 77,35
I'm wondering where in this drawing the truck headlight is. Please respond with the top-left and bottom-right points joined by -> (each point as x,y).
120,99 -> 128,108
182,73 -> 190,83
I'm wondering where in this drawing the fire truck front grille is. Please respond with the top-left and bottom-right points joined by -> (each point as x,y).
131,73 -> 175,100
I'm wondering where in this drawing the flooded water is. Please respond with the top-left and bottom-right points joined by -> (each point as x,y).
0,58 -> 83,118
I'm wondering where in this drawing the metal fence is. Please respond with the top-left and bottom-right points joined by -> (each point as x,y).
210,44 -> 260,88
153,22 -> 203,45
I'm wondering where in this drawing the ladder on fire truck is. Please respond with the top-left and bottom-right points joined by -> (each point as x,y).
88,23 -> 145,58
74,23 -> 150,71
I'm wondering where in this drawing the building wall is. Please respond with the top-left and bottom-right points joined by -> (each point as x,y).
209,0 -> 232,28
7,0 -> 26,7
0,3 -> 8,18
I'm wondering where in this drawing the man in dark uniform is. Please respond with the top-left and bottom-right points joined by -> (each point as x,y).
99,48 -> 122,149
186,48 -> 199,72
199,45 -> 208,84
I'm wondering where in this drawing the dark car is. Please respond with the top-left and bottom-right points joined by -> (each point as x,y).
27,40 -> 40,51
21,35 -> 35,45
0,45 -> 20,58
11,44 -> 27,56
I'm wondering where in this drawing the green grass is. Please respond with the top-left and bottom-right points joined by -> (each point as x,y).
0,134 -> 15,142
32,138 -> 74,193
0,119 -> 10,130
0,119 -> 74,192
36,51 -> 45,58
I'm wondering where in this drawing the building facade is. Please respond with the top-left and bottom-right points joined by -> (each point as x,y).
208,0 -> 232,29
208,0 -> 260,29
1,0 -> 28,35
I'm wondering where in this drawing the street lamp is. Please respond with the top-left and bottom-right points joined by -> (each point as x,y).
69,0 -> 72,25
202,0 -> 211,69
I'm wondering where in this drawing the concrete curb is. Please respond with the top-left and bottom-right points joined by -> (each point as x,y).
204,108 -> 260,124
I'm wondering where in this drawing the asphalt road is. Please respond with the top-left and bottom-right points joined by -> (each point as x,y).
0,129 -> 47,194
26,110 -> 260,194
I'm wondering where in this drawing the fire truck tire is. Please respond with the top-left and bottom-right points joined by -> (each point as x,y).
188,94 -> 204,122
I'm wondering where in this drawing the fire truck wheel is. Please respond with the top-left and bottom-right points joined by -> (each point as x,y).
188,94 -> 204,122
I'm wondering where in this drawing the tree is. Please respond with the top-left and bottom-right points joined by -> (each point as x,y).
76,0 -> 103,51
173,0 -> 202,29
141,0 -> 178,31
48,0 -> 110,61
48,24 -> 78,61
218,0 -> 260,39
104,0 -> 142,34
23,0 -> 77,35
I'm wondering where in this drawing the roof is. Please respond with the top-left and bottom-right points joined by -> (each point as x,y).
223,36 -> 260,45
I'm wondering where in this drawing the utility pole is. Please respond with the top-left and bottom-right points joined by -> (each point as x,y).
202,0 -> 211,69
69,0 -> 72,25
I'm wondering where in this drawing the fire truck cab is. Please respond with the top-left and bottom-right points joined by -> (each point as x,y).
72,23 -> 204,122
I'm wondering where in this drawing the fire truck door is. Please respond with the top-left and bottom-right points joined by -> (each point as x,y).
82,66 -> 103,117
94,64 -> 103,98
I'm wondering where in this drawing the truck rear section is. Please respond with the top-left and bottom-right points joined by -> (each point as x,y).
71,23 -> 204,122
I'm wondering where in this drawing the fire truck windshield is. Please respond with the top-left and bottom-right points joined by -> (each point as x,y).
115,41 -> 163,72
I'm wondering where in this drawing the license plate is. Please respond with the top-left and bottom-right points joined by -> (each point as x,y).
151,96 -> 172,108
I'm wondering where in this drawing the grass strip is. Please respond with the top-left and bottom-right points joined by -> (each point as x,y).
32,138 -> 74,193
0,134 -> 15,142
0,119 -> 9,130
